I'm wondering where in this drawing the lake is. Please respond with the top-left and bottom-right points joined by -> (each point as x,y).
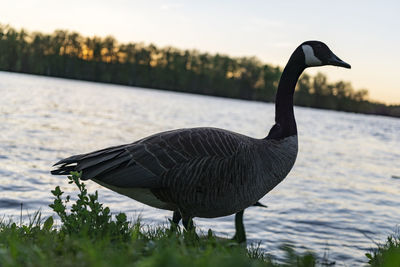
1,71 -> 399,265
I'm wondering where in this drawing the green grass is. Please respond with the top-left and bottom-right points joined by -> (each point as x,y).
0,172 -> 316,267
366,234 -> 400,267
0,172 -> 399,266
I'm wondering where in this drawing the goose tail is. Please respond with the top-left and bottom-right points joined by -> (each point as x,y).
50,144 -> 131,180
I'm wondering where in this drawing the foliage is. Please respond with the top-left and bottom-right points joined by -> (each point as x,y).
366,234 -> 400,266
0,172 -> 318,267
1,23 -> 398,117
49,171 -> 130,240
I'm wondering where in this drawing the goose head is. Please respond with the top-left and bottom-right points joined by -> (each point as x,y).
300,41 -> 351,69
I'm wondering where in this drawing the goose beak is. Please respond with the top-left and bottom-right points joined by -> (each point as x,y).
327,53 -> 351,69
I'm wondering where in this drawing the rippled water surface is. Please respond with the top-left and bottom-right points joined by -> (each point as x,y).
1,71 -> 399,265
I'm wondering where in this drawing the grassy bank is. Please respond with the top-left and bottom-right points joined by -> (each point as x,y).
366,234 -> 400,266
0,172 -> 399,266
0,173 -> 317,267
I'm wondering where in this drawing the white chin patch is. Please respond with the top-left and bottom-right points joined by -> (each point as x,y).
302,45 -> 322,66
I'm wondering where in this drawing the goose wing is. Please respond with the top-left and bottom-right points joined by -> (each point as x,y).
51,127 -> 249,189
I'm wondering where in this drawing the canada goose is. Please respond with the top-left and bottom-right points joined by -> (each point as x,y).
51,41 -> 350,242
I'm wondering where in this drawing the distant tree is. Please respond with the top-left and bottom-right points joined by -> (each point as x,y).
261,65 -> 281,101
0,23 -> 398,117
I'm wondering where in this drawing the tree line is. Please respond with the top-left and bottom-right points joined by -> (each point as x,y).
0,24 -> 399,117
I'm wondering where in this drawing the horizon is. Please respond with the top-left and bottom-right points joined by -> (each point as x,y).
1,0 -> 399,104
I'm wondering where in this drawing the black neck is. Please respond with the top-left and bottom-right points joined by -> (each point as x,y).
267,49 -> 305,140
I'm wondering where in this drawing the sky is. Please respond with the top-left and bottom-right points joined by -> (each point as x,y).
1,0 -> 399,104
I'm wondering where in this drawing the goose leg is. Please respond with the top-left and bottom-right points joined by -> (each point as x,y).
182,216 -> 194,231
232,202 -> 267,243
233,210 -> 246,243
169,210 -> 182,231
182,215 -> 199,240
172,210 -> 182,224
172,202 -> 267,241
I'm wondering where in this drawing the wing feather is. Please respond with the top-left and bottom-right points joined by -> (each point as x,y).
52,127 -> 249,190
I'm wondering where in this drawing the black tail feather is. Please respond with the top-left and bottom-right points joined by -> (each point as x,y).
80,153 -> 130,180
53,154 -> 84,166
51,165 -> 77,175
51,145 -> 131,181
